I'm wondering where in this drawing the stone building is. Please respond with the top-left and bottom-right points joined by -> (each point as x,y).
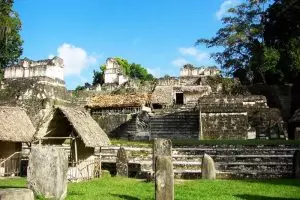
4,57 -> 64,86
180,64 -> 220,77
86,93 -> 151,140
104,58 -> 128,85
0,57 -> 70,127
0,106 -> 35,176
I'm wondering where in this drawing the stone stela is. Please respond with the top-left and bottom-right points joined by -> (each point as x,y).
153,138 -> 172,171
153,138 -> 174,200
116,147 -> 129,177
27,146 -> 68,200
202,153 -> 216,180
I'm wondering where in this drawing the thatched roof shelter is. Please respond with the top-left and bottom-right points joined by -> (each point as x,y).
36,106 -> 110,147
151,86 -> 173,105
86,93 -> 151,109
0,106 -> 35,142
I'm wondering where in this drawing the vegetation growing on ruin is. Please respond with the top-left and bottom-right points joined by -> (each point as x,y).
1,177 -> 300,200
205,76 -> 248,95
92,57 -> 155,87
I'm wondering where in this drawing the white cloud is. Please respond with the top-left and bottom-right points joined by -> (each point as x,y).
48,54 -> 54,59
178,47 -> 210,62
216,0 -> 240,20
50,43 -> 97,76
179,47 -> 198,56
147,67 -> 161,77
171,58 -> 189,67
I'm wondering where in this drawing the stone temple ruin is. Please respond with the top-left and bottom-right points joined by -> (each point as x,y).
0,57 -> 286,141
84,63 -> 286,141
104,58 -> 129,85
0,56 -> 300,183
4,56 -> 64,86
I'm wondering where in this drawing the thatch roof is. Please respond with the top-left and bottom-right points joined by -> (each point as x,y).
151,86 -> 173,105
86,93 -> 151,109
0,106 -> 35,142
36,106 -> 110,147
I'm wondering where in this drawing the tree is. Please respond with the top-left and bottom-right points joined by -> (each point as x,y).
92,64 -> 106,85
0,0 -> 23,79
196,0 -> 281,84
264,0 -> 300,82
129,63 -> 154,81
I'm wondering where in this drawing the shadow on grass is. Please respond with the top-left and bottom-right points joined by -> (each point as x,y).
0,186 -> 26,189
236,179 -> 300,188
110,193 -> 140,200
236,194 -> 300,200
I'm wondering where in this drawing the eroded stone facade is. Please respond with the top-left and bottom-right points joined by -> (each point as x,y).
4,57 -> 64,86
104,58 -> 128,85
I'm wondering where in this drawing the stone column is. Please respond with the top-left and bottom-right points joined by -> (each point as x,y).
153,138 -> 172,170
116,147 -> 128,177
27,146 -> 68,200
155,155 -> 174,200
201,153 -> 216,180
294,150 -> 300,178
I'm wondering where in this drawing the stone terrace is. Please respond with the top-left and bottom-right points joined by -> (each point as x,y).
101,144 -> 299,179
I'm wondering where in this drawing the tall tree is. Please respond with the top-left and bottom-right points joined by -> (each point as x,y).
0,0 -> 23,79
264,0 -> 300,82
197,0 -> 281,84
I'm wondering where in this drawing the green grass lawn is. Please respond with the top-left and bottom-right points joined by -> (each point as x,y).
110,139 -> 300,147
1,176 -> 300,200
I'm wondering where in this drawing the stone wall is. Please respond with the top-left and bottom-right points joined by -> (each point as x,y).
0,78 -> 71,128
201,109 -> 248,140
180,66 -> 220,77
101,144 -> 300,179
4,57 -> 64,82
91,113 -> 132,137
199,95 -> 285,140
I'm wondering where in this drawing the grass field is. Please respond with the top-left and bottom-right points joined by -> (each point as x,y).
1,176 -> 300,200
110,139 -> 300,147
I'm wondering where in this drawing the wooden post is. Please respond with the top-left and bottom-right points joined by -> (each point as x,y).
74,138 -> 78,165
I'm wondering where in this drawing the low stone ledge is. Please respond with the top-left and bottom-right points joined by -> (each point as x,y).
0,188 -> 34,200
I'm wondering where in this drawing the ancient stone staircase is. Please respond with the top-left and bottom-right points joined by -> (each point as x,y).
150,110 -> 199,139
101,145 -> 298,179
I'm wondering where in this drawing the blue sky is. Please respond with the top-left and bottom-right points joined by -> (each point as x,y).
14,0 -> 239,89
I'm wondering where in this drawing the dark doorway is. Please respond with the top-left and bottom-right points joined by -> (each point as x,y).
176,93 -> 184,104
153,103 -> 163,109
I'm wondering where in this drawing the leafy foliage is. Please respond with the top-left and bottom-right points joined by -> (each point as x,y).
197,1 -> 267,82
0,0 -> 23,79
264,0 -> 300,83
92,64 -> 106,85
196,0 -> 300,84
